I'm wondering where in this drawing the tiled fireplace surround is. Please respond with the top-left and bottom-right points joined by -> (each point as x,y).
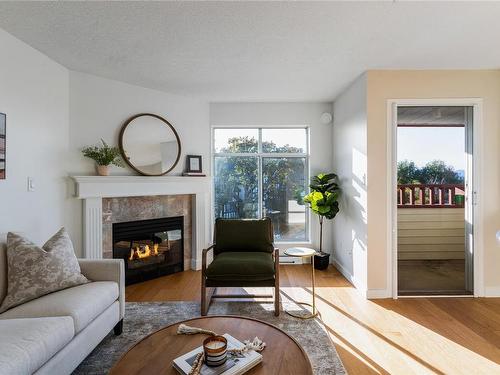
102,195 -> 193,267
71,176 -> 211,270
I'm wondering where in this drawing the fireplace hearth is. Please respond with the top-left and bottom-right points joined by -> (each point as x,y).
112,216 -> 184,285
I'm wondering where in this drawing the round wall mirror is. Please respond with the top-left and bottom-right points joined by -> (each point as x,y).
119,113 -> 181,176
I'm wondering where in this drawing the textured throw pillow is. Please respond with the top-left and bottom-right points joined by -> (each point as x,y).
0,228 -> 89,313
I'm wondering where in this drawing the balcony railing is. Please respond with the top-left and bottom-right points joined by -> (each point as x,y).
397,184 -> 465,208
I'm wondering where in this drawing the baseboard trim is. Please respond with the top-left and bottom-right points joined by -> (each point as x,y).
333,259 -> 367,297
279,256 -> 303,265
484,286 -> 500,297
192,258 -> 202,271
366,289 -> 392,299
333,260 -> 355,284
333,259 -> 392,299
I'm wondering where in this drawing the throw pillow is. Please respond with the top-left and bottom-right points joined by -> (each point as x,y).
0,228 -> 89,313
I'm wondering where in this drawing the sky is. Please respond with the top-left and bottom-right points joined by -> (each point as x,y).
397,127 -> 465,170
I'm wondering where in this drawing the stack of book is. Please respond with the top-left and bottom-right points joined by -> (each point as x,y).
173,334 -> 262,375
182,172 -> 206,177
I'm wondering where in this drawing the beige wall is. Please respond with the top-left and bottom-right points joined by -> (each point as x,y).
366,70 -> 500,295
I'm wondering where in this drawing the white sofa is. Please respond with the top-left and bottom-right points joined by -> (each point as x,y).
0,244 -> 125,375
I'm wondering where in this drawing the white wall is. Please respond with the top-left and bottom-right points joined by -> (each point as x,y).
332,75 -> 368,293
0,29 -> 70,245
67,72 -> 210,255
210,102 -> 334,255
68,71 -> 210,176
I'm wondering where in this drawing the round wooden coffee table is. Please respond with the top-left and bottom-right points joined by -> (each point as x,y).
110,316 -> 313,375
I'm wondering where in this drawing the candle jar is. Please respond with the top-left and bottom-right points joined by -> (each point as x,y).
203,336 -> 228,367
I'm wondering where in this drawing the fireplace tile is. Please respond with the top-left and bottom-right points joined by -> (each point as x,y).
102,195 -> 193,269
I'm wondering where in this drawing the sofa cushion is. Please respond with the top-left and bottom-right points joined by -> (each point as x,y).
0,316 -> 74,375
0,281 -> 118,333
206,252 -> 275,282
0,228 -> 89,313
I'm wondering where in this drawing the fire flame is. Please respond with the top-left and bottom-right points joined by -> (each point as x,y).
129,243 -> 160,261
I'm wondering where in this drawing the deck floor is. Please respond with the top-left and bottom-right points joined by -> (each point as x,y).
398,259 -> 469,295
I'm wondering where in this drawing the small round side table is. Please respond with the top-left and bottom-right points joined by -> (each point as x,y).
284,247 -> 318,319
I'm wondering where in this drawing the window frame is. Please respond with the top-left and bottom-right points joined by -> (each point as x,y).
211,126 -> 310,243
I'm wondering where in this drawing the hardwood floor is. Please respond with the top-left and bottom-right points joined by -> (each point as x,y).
126,265 -> 500,374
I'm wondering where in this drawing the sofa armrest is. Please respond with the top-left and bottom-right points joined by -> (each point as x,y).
78,259 -> 125,320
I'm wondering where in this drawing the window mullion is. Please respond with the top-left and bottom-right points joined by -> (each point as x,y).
258,128 -> 262,153
258,156 -> 263,218
258,129 -> 263,218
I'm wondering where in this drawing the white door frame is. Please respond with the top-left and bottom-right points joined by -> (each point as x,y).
386,98 -> 484,298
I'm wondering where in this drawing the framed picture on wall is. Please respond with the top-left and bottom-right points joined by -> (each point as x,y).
0,113 -> 5,180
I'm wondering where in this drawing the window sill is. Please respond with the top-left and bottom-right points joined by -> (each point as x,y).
275,241 -> 313,246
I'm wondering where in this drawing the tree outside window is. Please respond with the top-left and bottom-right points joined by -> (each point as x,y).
213,128 -> 308,242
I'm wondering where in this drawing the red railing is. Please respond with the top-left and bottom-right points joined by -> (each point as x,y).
397,184 -> 465,208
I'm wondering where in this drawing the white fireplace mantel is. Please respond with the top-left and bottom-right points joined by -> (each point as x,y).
71,175 -> 211,270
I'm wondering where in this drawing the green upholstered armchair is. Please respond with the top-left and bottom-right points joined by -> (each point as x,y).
201,218 -> 280,316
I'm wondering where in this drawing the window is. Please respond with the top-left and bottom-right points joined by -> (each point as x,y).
213,127 -> 309,242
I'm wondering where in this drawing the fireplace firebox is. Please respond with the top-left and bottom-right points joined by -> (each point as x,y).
112,216 -> 184,285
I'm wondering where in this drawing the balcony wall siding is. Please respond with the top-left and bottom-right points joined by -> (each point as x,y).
397,208 -> 465,260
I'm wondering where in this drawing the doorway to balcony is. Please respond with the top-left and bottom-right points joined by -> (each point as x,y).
395,105 -> 474,296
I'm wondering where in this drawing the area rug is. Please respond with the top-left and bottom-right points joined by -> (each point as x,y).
73,301 -> 346,374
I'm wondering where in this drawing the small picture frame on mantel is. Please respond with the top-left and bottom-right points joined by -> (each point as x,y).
183,155 -> 205,176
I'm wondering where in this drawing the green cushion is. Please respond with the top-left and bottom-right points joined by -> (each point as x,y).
205,252 -> 275,282
214,218 -> 274,255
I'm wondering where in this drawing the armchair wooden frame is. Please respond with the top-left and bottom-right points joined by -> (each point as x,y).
201,246 -> 280,316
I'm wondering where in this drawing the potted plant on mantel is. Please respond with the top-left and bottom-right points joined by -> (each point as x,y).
303,173 -> 340,270
82,139 -> 124,176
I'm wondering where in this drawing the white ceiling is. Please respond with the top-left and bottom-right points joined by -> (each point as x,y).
1,1 -> 500,102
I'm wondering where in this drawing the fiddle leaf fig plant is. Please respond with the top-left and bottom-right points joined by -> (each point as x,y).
303,173 -> 340,254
